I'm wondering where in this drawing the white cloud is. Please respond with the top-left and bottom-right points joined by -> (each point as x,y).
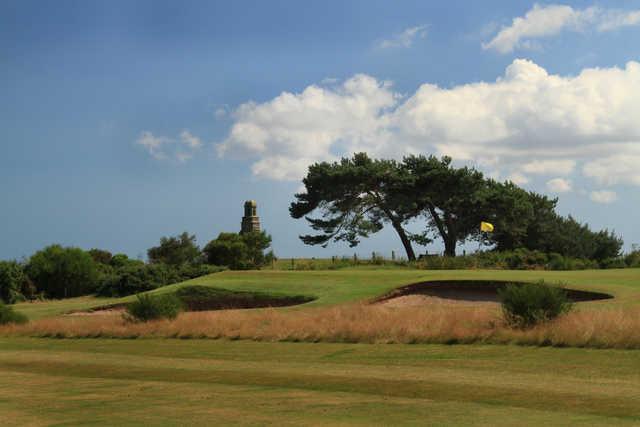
136,131 -> 171,160
546,177 -> 572,193
583,148 -> 640,186
483,4 -> 640,53
377,25 -> 427,49
137,129 -> 203,163
598,10 -> 640,32
180,130 -> 202,149
522,159 -> 575,175
217,74 -> 397,180
590,190 -> 618,204
218,59 -> 640,190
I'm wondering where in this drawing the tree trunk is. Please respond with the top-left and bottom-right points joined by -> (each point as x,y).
391,221 -> 416,261
444,237 -> 456,257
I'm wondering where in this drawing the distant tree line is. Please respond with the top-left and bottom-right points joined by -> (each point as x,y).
291,153 -> 624,261
0,230 -> 274,302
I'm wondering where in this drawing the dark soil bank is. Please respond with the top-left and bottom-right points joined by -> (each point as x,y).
376,280 -> 613,304
174,286 -> 315,311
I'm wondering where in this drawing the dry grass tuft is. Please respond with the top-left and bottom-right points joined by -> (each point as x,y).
2,303 -> 640,348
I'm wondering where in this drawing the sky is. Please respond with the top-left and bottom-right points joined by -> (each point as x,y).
1,0 -> 640,260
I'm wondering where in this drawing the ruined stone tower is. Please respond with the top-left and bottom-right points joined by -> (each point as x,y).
240,200 -> 261,234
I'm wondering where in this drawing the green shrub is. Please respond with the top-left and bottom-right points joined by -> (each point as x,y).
0,302 -> 28,325
624,250 -> 640,268
125,293 -> 182,322
0,261 -> 27,304
498,281 -> 572,328
599,257 -> 627,269
96,263 -> 225,297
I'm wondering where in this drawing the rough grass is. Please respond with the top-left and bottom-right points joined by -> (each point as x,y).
4,302 -> 640,349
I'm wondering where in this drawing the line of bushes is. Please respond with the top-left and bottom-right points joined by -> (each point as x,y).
415,248 -> 640,271
0,244 -> 226,304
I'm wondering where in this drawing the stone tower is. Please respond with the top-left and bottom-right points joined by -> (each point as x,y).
240,200 -> 261,234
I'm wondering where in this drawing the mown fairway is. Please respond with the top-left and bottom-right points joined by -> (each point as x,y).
1,338 -> 640,425
2,267 -> 640,425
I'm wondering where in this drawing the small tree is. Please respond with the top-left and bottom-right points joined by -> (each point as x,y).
88,248 -> 113,265
26,245 -> 98,299
203,231 -> 272,270
0,261 -> 28,304
147,232 -> 201,266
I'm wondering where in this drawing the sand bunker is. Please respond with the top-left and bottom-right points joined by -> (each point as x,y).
375,280 -> 613,306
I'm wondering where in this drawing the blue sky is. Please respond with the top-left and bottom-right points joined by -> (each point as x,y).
2,0 -> 640,260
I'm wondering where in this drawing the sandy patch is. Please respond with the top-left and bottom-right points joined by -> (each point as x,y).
379,294 -> 499,308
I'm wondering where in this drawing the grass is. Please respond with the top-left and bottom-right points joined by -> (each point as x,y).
2,267 -> 640,424
1,338 -> 640,425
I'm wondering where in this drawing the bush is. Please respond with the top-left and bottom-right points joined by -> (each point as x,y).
96,263 -> 179,297
624,250 -> 640,268
95,263 -> 225,297
176,264 -> 226,280
599,257 -> 627,269
498,281 -> 572,328
26,245 -> 99,298
0,302 -> 28,325
0,261 -> 27,304
125,293 -> 182,322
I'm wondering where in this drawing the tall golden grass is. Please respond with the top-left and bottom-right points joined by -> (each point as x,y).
3,303 -> 640,349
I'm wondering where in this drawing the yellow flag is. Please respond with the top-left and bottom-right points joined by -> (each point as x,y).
480,221 -> 494,232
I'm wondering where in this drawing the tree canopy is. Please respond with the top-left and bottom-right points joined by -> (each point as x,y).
203,231 -> 273,270
147,232 -> 201,266
290,153 -> 421,260
291,152 -> 623,259
26,245 -> 98,299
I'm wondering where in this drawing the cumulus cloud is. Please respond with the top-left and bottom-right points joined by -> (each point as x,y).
483,4 -> 640,53
137,129 -> 203,163
546,177 -> 572,193
217,74 -> 397,180
522,159 -> 575,175
377,25 -> 427,49
590,190 -> 618,204
583,148 -> 640,186
218,59 -> 640,193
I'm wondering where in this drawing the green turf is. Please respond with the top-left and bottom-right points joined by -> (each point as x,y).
12,267 -> 640,320
1,338 -> 639,425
